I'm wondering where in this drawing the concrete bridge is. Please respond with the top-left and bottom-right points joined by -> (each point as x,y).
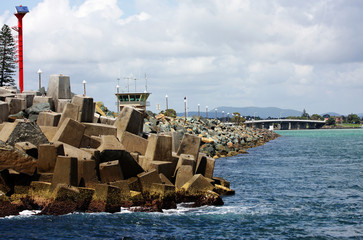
245,119 -> 326,130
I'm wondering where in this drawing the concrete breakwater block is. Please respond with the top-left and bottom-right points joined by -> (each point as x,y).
177,133 -> 201,162
47,74 -> 72,101
0,101 -> 9,123
52,118 -> 85,148
175,165 -> 194,189
114,106 -> 143,137
137,170 -> 162,195
16,93 -> 35,108
119,131 -> 148,155
181,174 -> 214,195
58,103 -> 79,126
33,96 -> 55,111
145,134 -> 172,162
37,112 -> 61,126
6,97 -> 26,114
99,160 -> 124,183
38,142 -> 65,173
78,159 -> 98,187
174,154 -> 196,176
71,95 -> 94,123
51,156 -> 78,190
83,122 -> 117,137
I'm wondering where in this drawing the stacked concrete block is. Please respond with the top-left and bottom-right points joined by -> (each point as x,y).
52,118 -> 85,148
16,93 -> 35,108
62,143 -> 95,161
83,123 -> 117,137
5,97 -> 26,114
150,183 -> 175,198
145,134 -> 172,162
0,93 -> 15,101
39,126 -> 58,141
149,161 -> 175,181
58,103 -> 79,126
174,154 -> 196,176
37,112 -> 61,126
33,96 -> 55,111
47,74 -> 72,101
119,131 -> 148,155
71,95 -> 94,123
137,170 -> 162,195
51,156 -> 78,190
114,106 -> 143,138
99,160 -> 124,183
109,180 -> 131,200
181,174 -> 214,195
79,134 -> 101,149
100,116 -> 116,125
38,142 -> 65,173
165,131 -> 183,153
196,156 -> 215,179
159,173 -> 173,185
78,159 -> 98,186
56,99 -> 71,113
177,133 -> 201,162
175,165 -> 194,189
0,101 -> 9,123
92,184 -> 121,206
97,135 -> 124,153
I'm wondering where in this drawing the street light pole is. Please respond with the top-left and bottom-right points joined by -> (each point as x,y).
206,106 -> 208,119
198,104 -> 200,118
116,84 -> 120,113
215,108 -> 218,119
37,69 -> 42,91
222,111 -> 225,122
165,94 -> 168,110
82,80 -> 87,96
184,97 -> 187,123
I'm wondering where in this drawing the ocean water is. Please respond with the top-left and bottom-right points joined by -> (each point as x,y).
1,129 -> 362,239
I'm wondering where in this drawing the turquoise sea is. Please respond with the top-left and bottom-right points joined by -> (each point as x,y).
0,129 -> 362,239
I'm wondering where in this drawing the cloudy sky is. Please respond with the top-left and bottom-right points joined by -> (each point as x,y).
1,0 -> 363,115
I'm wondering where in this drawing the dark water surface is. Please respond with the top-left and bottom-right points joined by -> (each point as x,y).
1,129 -> 362,239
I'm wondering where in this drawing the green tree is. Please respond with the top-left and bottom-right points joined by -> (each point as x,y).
310,114 -> 323,120
326,116 -> 336,125
347,113 -> 360,124
160,108 -> 177,118
232,112 -> 245,125
301,109 -> 310,119
0,24 -> 16,87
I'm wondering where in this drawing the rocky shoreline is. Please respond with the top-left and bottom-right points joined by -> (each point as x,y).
144,113 -> 280,158
0,75 -> 279,217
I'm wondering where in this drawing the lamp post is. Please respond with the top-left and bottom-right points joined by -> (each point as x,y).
165,94 -> 168,110
184,97 -> 187,122
198,104 -> 200,118
222,111 -> 225,122
116,84 -> 120,113
227,112 -> 230,122
206,106 -> 208,119
82,80 -> 87,96
215,108 -> 218,119
37,69 -> 42,91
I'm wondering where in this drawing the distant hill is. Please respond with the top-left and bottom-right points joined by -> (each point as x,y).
321,112 -> 342,117
177,106 -> 303,119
